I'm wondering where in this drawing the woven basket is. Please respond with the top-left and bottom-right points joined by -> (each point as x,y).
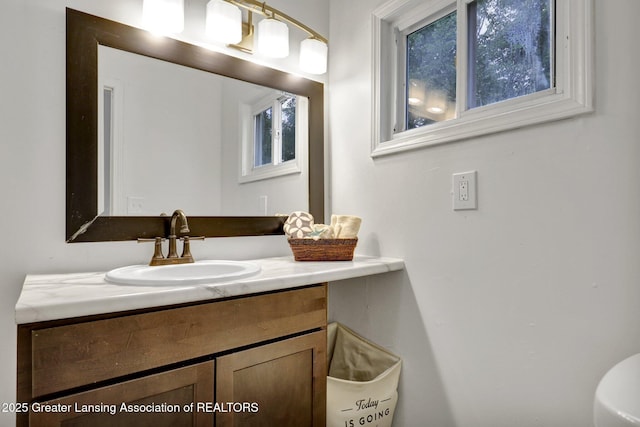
288,238 -> 357,261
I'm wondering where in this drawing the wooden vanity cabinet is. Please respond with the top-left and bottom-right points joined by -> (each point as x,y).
17,284 -> 327,427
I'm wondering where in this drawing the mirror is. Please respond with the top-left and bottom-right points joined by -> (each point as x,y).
67,8 -> 324,242
98,45 -> 309,217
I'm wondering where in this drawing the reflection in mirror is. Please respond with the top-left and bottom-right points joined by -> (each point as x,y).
97,46 -> 308,217
66,8 -> 324,242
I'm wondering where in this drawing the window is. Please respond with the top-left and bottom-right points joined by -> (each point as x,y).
372,0 -> 593,157
240,92 -> 308,183
467,0 -> 552,109
404,10 -> 457,130
253,95 -> 297,168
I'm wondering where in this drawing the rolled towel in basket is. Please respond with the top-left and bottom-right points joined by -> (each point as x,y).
283,211 -> 315,238
331,215 -> 362,239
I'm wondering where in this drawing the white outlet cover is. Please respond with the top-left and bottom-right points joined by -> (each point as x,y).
453,171 -> 477,210
127,196 -> 144,214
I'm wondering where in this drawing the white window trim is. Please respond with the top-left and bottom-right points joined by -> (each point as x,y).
371,0 -> 594,157
239,94 -> 308,183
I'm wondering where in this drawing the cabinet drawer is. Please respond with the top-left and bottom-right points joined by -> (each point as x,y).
30,285 -> 326,397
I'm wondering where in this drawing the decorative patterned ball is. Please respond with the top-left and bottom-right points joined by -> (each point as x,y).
283,211 -> 315,238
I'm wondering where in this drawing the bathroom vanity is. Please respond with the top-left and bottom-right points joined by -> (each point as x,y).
15,256 -> 403,426
35,8 -> 407,426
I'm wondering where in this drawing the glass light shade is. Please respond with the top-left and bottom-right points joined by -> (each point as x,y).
299,38 -> 328,74
257,18 -> 289,58
206,0 -> 242,44
142,0 -> 184,34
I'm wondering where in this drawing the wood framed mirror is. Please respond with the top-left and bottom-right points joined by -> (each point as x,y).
66,8 -> 324,242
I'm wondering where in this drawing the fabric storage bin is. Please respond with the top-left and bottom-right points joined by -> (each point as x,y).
327,322 -> 402,427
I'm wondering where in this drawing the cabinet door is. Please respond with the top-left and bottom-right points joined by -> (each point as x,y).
216,330 -> 326,427
29,361 -> 213,427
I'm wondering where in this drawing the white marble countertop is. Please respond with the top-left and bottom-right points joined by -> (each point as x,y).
15,255 -> 404,324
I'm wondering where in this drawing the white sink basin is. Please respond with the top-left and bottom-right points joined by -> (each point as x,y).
594,353 -> 640,427
105,260 -> 261,286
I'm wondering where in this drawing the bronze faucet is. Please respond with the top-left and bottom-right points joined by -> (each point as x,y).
140,209 -> 203,266
167,209 -> 190,260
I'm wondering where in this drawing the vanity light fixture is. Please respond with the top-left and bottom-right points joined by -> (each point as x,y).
206,0 -> 243,44
142,0 -> 185,34
206,0 -> 328,74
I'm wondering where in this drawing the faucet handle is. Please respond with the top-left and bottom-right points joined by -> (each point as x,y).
181,236 -> 205,241
137,237 -> 166,243
180,236 -> 204,259
179,236 -> 201,262
138,237 -> 166,263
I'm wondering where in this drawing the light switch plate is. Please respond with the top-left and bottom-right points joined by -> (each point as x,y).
453,171 -> 477,210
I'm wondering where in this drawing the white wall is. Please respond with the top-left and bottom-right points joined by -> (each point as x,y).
328,0 -> 640,426
0,0 -> 327,424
